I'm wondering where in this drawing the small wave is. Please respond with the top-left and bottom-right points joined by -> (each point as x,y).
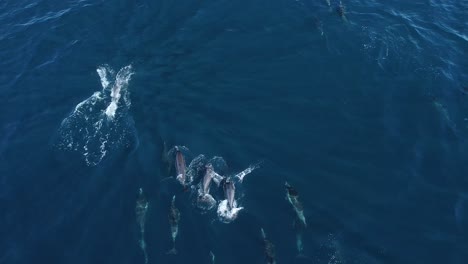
55,65 -> 136,166
17,8 -> 72,27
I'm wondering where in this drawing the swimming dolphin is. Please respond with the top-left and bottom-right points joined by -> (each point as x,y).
285,182 -> 307,228
224,178 -> 236,209
203,163 -> 214,194
167,195 -> 180,254
194,163 -> 217,211
209,251 -> 215,264
336,1 -> 347,21
217,178 -> 243,223
260,228 -> 276,264
174,146 -> 187,186
135,188 -> 149,264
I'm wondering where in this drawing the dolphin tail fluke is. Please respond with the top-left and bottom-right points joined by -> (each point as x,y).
166,248 -> 177,255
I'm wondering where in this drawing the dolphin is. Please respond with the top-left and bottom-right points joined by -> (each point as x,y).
203,163 -> 214,194
224,178 -> 236,209
260,228 -> 276,264
217,180 -> 243,223
167,195 -> 180,254
194,163 -> 217,211
336,1 -> 347,21
135,188 -> 149,264
174,146 -> 187,186
285,182 -> 307,228
209,251 -> 215,264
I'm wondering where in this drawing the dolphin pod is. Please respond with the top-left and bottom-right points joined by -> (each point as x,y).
134,145 -> 314,263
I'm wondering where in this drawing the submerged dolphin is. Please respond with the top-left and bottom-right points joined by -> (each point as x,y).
336,1 -> 347,21
135,188 -> 149,264
174,146 -> 187,186
285,182 -> 307,228
209,251 -> 215,264
261,228 -> 276,264
167,195 -> 180,254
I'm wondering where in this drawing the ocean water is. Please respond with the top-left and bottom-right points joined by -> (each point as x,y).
1,0 -> 468,263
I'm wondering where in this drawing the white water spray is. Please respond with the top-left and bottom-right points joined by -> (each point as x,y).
55,64 -> 136,166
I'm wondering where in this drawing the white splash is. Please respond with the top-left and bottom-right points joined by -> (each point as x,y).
96,67 -> 112,89
235,162 -> 261,183
217,199 -> 243,223
55,64 -> 136,166
104,65 -> 133,119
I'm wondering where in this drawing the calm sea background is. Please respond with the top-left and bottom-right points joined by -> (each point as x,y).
1,0 -> 468,263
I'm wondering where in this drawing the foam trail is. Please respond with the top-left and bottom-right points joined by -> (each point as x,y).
235,162 -> 261,183
55,64 -> 135,166
105,65 -> 133,119
96,67 -> 112,89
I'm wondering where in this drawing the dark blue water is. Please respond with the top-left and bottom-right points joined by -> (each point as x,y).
1,0 -> 468,263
